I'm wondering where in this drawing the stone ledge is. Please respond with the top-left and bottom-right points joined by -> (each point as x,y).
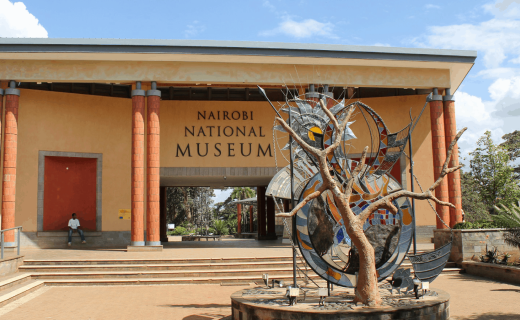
0,255 -> 23,263
127,245 -> 163,252
37,232 -> 102,237
434,228 -> 507,233
231,288 -> 450,320
0,255 -> 24,277
463,261 -> 520,286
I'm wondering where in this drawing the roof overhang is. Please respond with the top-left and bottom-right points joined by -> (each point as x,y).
0,38 -> 477,91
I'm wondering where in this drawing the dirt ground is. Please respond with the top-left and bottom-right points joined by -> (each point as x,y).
1,273 -> 519,320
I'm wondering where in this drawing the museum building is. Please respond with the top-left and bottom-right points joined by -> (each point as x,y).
0,39 -> 476,248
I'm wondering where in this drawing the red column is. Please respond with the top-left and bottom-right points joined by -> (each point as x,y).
443,90 -> 462,227
257,186 -> 266,238
237,203 -> 242,234
430,89 -> 450,229
130,85 -> 145,246
146,84 -> 161,246
1,82 -> 20,246
249,205 -> 254,233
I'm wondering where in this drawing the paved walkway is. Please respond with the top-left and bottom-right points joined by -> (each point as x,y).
17,238 -> 293,261
11,237 -> 434,261
1,238 -> 518,319
0,273 -> 519,319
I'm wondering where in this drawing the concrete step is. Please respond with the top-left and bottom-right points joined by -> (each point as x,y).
26,267 -> 304,280
39,273 -> 321,286
19,261 -> 306,273
400,261 -> 458,269
0,279 -> 44,308
23,264 -> 462,281
0,274 -> 32,294
22,256 -> 293,266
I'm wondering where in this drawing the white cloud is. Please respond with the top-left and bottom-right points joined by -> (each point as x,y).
453,76 -> 520,161
489,76 -> 520,117
212,189 -> 232,205
453,90 -> 505,161
0,0 -> 47,37
424,19 -> 520,68
425,4 -> 441,9
510,56 -> 520,63
262,0 -> 276,11
184,20 -> 205,38
476,67 -> 520,79
260,17 -> 336,39
483,0 -> 520,19
411,0 -> 520,164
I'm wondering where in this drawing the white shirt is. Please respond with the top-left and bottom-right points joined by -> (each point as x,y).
68,219 -> 80,229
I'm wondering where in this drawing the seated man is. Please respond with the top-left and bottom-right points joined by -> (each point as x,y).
68,213 -> 86,246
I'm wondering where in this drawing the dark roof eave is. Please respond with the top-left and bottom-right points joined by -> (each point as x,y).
0,38 -> 478,64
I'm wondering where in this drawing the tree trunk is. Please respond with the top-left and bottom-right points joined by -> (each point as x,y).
182,189 -> 191,222
333,192 -> 381,306
347,223 -> 381,306
170,200 -> 176,222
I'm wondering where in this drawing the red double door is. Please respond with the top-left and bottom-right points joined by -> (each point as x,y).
43,156 -> 97,231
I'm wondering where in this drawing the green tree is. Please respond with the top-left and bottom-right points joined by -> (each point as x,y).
500,130 -> 520,178
230,187 -> 256,201
469,131 -> 520,209
461,171 -> 488,222
166,187 -> 215,226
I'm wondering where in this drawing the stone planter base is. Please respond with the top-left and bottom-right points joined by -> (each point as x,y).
463,261 -> 520,285
230,288 -> 450,320
434,229 -> 520,266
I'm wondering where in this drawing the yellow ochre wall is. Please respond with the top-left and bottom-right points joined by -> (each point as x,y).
15,89 -> 132,232
161,101 -> 282,167
12,90 -> 435,232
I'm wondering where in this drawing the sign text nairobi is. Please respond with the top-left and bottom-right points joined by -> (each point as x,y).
175,110 -> 273,158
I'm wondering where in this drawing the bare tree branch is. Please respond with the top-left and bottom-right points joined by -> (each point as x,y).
276,117 -> 322,158
319,100 -> 354,154
357,127 -> 467,223
427,128 -> 467,193
344,146 -> 369,198
276,184 -> 327,217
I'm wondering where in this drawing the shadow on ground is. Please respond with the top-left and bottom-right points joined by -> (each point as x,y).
490,288 -> 520,293
183,315 -> 230,320
444,273 -> 520,287
454,313 -> 520,320
159,304 -> 230,309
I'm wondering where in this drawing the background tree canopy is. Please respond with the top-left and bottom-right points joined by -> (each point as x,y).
165,186 -> 257,235
462,130 -> 520,222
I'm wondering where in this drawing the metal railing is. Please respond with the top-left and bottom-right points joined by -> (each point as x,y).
1,226 -> 22,259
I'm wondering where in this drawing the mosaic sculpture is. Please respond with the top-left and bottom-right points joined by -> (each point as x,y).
260,86 -> 465,306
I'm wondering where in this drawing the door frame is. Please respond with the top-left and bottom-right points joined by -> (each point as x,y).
37,151 -> 103,232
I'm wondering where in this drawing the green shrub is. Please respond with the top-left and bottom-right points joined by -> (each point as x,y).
227,218 -> 237,234
494,202 -> 520,249
213,220 -> 229,235
453,219 -> 501,229
170,226 -> 189,236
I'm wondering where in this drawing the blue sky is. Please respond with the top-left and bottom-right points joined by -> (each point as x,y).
2,0 -> 520,203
